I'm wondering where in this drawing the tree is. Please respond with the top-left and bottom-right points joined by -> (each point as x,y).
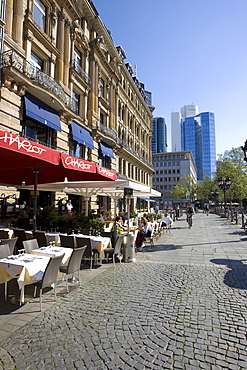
171,175 -> 197,201
215,147 -> 247,205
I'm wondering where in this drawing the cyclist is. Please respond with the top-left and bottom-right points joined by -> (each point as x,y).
186,204 -> 194,229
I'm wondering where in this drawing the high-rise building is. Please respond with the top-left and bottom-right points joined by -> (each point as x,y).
181,111 -> 216,180
152,117 -> 167,154
171,104 -> 198,152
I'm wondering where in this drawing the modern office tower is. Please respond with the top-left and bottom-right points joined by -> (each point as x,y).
171,104 -> 198,152
171,112 -> 181,152
152,117 -> 167,154
181,112 -> 216,181
180,104 -> 198,118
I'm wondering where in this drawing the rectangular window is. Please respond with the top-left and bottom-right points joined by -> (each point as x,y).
69,139 -> 86,159
72,90 -> 80,114
30,52 -> 43,74
22,119 -> 55,148
74,47 -> 82,73
99,79 -> 105,97
34,0 -> 46,31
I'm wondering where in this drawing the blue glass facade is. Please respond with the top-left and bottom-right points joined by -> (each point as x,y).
152,117 -> 167,154
181,112 -> 216,180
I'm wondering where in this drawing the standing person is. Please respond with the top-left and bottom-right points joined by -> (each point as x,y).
205,203 -> 210,216
186,204 -> 194,228
19,200 -> 26,211
66,200 -> 73,214
175,205 -> 180,219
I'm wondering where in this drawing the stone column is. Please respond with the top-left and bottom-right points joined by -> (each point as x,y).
50,53 -> 56,78
63,19 -> 70,87
12,0 -> 24,46
55,11 -> 65,84
23,30 -> 33,61
5,0 -> 13,37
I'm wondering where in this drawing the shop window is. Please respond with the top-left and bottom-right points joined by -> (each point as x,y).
34,0 -> 46,32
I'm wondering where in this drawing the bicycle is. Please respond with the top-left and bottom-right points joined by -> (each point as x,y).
187,214 -> 193,228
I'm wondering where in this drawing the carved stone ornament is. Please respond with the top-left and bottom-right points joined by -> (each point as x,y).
17,84 -> 28,96
3,75 -> 15,89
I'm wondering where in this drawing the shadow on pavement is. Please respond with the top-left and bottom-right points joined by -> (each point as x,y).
142,244 -> 183,252
211,258 -> 247,290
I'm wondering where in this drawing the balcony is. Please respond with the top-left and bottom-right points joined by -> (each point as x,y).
70,59 -> 91,85
1,49 -> 71,107
99,123 -> 153,168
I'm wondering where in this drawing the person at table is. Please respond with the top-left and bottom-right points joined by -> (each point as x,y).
136,217 -> 152,250
66,200 -> 73,214
161,213 -> 173,228
115,216 -> 127,234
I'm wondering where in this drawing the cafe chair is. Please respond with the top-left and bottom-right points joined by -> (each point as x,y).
12,228 -> 29,252
0,237 -> 18,255
100,231 -> 112,238
32,254 -> 65,311
23,239 -> 39,254
33,231 -> 48,248
0,230 -> 10,239
104,235 -> 124,267
76,237 -> 93,269
60,235 -> 76,249
59,246 -> 87,293
80,228 -> 94,236
0,244 -> 11,301
143,228 -> 155,249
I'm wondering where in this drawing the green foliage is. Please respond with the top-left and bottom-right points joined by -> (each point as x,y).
37,207 -> 104,233
130,211 -> 138,219
215,147 -> 247,204
171,175 -> 197,200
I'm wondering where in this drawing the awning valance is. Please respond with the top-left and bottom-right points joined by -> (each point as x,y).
71,122 -> 94,149
24,93 -> 61,132
138,197 -> 156,202
99,141 -> 114,158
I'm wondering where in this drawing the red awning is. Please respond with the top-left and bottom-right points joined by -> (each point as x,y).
0,130 -> 117,186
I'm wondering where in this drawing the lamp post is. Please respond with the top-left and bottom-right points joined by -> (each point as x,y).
241,140 -> 247,162
217,177 -> 231,209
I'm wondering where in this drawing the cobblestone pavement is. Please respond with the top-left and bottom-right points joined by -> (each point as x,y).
1,212 -> 247,369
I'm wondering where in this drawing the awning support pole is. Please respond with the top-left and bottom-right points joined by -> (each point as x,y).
33,168 -> 40,232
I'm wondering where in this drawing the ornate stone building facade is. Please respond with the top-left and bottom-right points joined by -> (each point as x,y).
0,0 -> 153,215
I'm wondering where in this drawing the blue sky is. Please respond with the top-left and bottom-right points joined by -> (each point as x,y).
92,0 -> 247,157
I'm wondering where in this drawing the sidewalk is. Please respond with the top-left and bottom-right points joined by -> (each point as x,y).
1,211 -> 247,369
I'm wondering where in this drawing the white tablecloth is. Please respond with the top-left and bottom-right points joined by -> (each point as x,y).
0,254 -> 50,289
31,246 -> 72,265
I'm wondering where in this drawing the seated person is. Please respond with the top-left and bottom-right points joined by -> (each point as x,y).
161,213 -> 173,228
136,217 -> 153,249
115,216 -> 127,234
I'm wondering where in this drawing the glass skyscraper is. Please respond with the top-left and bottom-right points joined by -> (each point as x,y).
152,117 -> 167,154
181,112 -> 216,181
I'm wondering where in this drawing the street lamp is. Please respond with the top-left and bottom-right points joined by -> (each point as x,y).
241,140 -> 247,162
217,177 -> 231,209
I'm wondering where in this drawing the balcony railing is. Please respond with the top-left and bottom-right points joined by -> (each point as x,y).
1,50 -> 71,107
99,123 -> 153,168
70,59 -> 91,85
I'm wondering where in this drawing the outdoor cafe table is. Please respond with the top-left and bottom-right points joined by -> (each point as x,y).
31,246 -> 73,265
74,234 -> 112,260
0,254 -> 50,304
